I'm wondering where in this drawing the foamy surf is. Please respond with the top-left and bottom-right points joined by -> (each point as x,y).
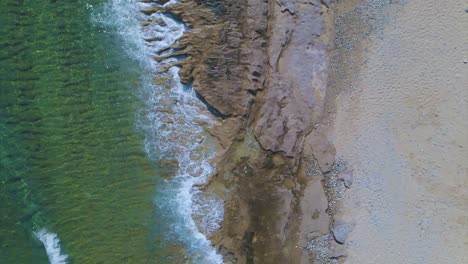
93,0 -> 223,262
34,229 -> 68,264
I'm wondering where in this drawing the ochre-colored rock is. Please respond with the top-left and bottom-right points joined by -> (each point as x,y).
144,0 -> 338,263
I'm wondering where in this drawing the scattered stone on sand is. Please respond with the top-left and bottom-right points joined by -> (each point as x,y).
332,219 -> 353,244
337,169 -> 353,188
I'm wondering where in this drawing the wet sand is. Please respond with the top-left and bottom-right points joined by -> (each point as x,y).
330,0 -> 468,263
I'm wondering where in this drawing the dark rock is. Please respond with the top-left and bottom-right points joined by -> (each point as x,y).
321,0 -> 331,8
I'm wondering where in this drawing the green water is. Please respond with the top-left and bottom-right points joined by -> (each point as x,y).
0,0 -> 166,262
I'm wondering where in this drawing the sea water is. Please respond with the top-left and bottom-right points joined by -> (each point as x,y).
0,0 -> 222,263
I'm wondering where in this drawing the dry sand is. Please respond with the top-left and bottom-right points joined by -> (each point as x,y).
330,0 -> 468,263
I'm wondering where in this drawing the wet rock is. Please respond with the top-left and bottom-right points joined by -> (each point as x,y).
157,158 -> 180,178
162,117 -> 173,124
147,0 -> 267,118
153,0 -> 337,263
158,158 -> 179,169
338,169 -> 353,188
156,108 -> 174,115
332,220 -> 353,244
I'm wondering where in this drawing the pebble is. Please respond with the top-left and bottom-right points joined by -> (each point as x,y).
338,169 -> 354,188
332,220 -> 353,244
163,117 -> 174,124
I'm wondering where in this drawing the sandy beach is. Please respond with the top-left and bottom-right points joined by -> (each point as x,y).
330,0 -> 468,263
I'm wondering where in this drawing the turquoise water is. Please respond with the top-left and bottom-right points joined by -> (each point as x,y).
0,0 -> 223,264
0,0 -> 164,262
0,0 -> 223,263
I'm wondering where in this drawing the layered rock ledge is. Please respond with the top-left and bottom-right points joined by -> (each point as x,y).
142,0 -> 342,263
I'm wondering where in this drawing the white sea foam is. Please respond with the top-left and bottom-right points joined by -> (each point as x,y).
93,1 -> 223,263
34,229 -> 68,264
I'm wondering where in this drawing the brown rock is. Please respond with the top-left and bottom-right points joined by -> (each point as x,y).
145,0 -> 337,263
158,158 -> 179,169
254,1 -> 330,157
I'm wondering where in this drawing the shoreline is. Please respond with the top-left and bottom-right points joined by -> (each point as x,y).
152,0 -> 467,263
151,0 -> 344,262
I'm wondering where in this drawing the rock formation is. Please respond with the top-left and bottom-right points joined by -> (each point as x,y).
142,0 -> 340,263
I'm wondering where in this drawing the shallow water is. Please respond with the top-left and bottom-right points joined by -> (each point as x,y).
0,0 -> 220,263
0,0 -> 162,262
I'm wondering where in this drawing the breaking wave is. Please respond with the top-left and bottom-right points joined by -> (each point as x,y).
93,0 -> 223,262
34,229 -> 68,264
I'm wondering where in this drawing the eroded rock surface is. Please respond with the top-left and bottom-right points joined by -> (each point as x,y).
255,0 -> 330,157
142,0 -> 339,263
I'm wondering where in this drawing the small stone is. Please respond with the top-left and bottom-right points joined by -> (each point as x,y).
157,108 -> 174,115
464,60 -> 467,64
332,220 -> 353,244
465,7 -> 468,13
338,170 -> 354,188
163,117 -> 173,124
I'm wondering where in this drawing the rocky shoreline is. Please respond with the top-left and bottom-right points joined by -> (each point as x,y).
144,0 -> 347,263
143,0 -> 468,262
